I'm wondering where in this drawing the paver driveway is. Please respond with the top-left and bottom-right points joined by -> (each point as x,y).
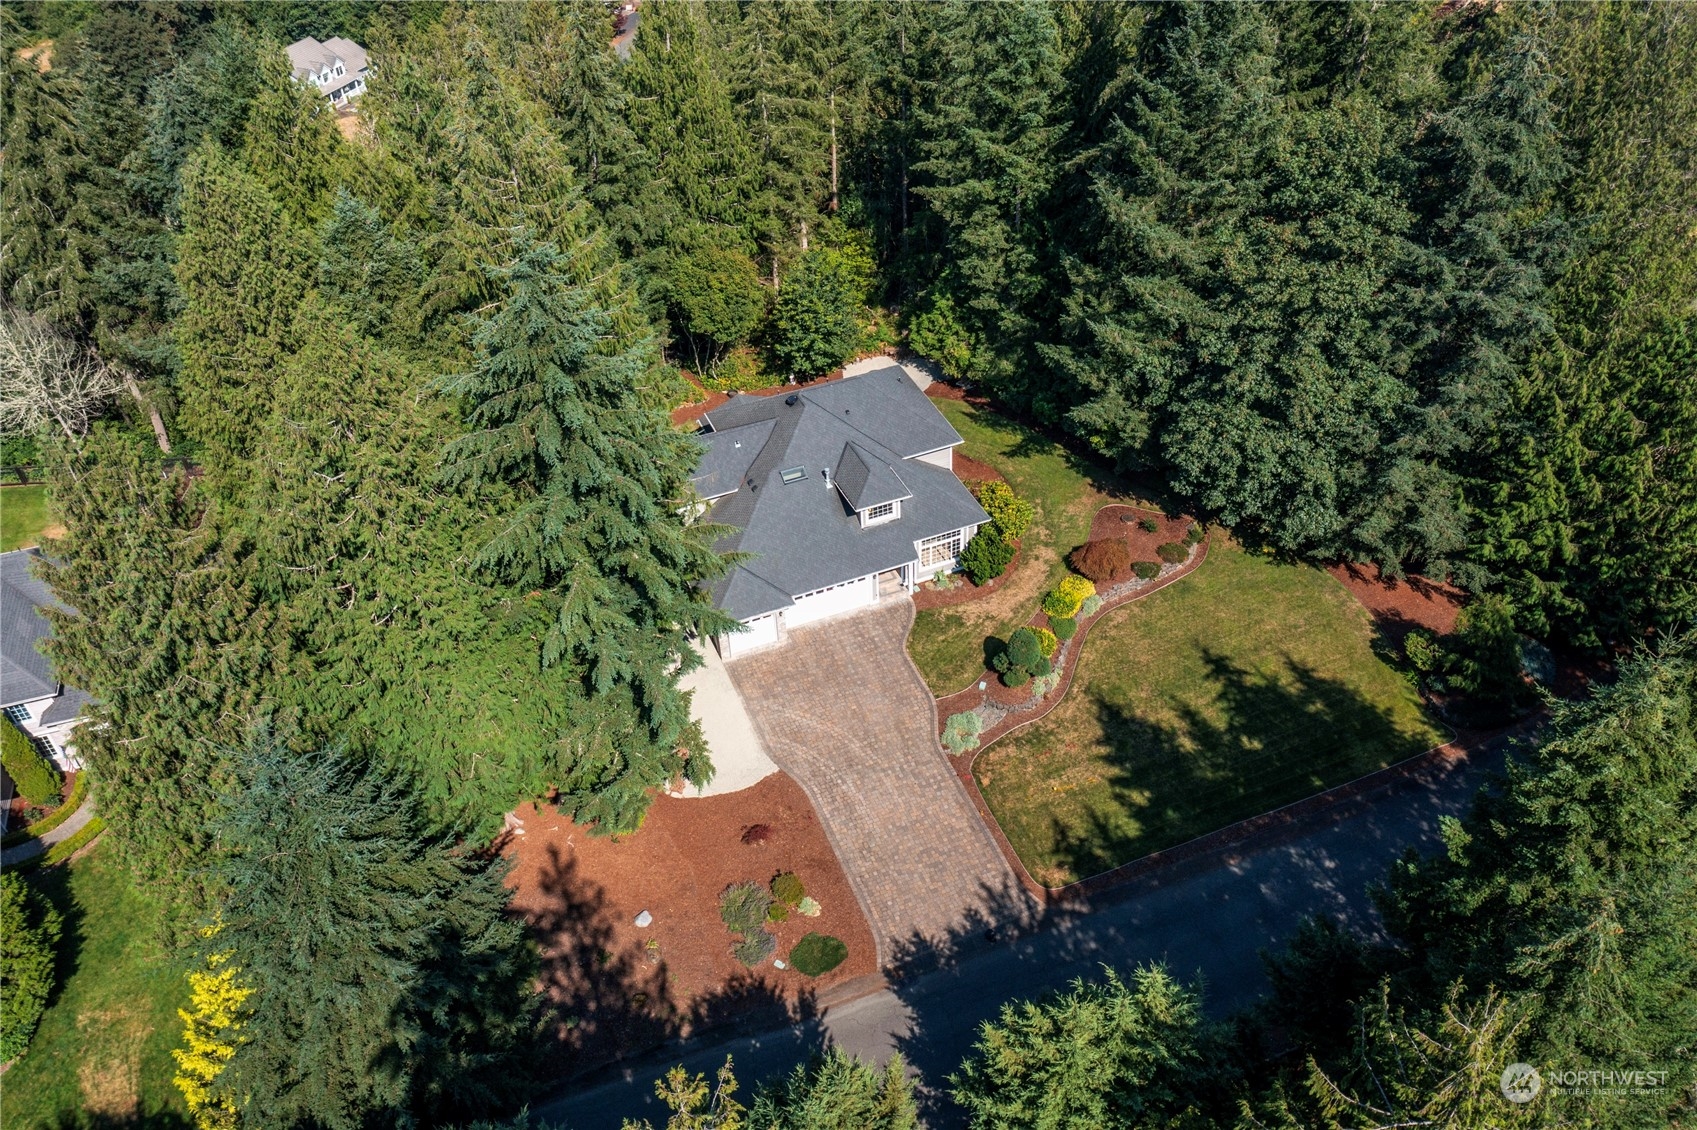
725,600 -> 1030,968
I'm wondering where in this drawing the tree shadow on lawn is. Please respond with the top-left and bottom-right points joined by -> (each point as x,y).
1044,649 -> 1429,883
522,843 -> 817,1082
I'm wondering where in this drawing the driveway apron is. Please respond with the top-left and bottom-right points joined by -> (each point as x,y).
725,600 -> 1029,969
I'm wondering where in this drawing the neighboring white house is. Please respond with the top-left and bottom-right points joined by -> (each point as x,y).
1,549 -> 88,770
286,35 -> 369,105
690,366 -> 990,660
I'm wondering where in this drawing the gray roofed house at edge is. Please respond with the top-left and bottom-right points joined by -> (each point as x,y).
1,548 -> 89,771
688,365 -> 989,659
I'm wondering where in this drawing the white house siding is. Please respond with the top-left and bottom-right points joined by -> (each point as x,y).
914,447 -> 955,470
783,573 -> 877,628
914,524 -> 979,582
719,612 -> 781,660
7,697 -> 82,771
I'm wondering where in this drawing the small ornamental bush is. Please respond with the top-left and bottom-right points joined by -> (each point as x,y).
973,481 -> 1035,542
1032,627 -> 1059,658
772,872 -> 806,907
734,930 -> 777,967
960,526 -> 1015,584
1,718 -> 61,807
1156,541 -> 1188,564
1069,538 -> 1132,584
1184,521 -> 1206,545
768,902 -> 790,923
797,896 -> 822,917
789,933 -> 848,977
1139,517 -> 1160,533
1134,561 -> 1161,580
1029,656 -> 1053,679
1003,666 -> 1030,689
741,823 -> 774,846
720,881 -> 773,936
1043,576 -> 1096,619
1079,595 -> 1103,618
942,711 -> 983,754
1031,672 -> 1061,697
1404,630 -> 1441,673
1050,616 -> 1077,641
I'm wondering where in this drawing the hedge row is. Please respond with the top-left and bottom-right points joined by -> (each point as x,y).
10,817 -> 106,873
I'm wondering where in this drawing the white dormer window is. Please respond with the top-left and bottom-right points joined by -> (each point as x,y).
861,500 -> 899,528
335,64 -> 344,76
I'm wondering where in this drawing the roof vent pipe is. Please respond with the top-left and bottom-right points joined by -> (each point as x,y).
785,394 -> 800,406
822,467 -> 832,489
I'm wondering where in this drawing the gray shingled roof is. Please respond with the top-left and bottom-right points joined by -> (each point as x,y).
1,549 -> 64,708
694,367 -> 990,619
690,418 -> 775,501
833,443 -> 912,511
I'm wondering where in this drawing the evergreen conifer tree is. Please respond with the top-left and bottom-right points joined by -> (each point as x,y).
207,732 -> 539,1128
439,241 -> 735,829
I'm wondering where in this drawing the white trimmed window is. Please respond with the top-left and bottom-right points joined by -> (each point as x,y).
918,529 -> 963,568
861,500 -> 899,527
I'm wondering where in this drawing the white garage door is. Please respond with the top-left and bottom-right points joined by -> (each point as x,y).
722,612 -> 780,659
783,574 -> 875,628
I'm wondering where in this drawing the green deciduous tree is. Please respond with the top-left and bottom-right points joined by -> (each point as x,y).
666,246 -> 768,370
0,871 -> 62,1062
439,241 -> 735,829
769,248 -> 861,378
208,732 -> 540,1128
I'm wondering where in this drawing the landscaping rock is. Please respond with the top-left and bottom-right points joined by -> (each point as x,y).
633,910 -> 653,928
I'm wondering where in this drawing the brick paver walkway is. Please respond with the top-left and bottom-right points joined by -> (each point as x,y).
726,600 -> 1031,971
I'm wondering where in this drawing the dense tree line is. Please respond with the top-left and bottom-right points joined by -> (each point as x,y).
1,2 -> 1692,1123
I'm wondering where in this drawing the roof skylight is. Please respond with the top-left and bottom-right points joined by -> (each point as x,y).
779,466 -> 807,484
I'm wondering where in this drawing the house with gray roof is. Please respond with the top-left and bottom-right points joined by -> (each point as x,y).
2,549 -> 88,769
690,365 -> 989,659
286,35 -> 369,105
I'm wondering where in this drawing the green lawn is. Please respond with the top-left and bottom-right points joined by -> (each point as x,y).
1,483 -> 50,551
4,843 -> 190,1128
908,401 -> 1138,694
974,533 -> 1445,887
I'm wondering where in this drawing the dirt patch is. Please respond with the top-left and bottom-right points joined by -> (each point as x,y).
75,1004 -> 147,1117
1327,562 -> 1464,648
334,110 -> 362,142
503,773 -> 876,1077
914,541 -> 1060,642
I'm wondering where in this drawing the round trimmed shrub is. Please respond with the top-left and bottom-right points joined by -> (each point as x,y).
734,930 -> 777,967
1006,627 -> 1044,672
1156,541 -> 1188,565
789,933 -> 848,977
1003,666 -> 1030,689
1050,616 -> 1077,641
771,872 -> 806,907
1068,538 -> 1132,584
1030,656 -> 1053,679
767,901 -> 790,923
1134,561 -> 1161,580
942,711 -> 982,754
1032,627 -> 1058,658
720,881 -> 773,936
960,526 -> 1015,584
1079,595 -> 1104,618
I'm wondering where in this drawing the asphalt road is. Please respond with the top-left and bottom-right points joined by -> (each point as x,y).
535,737 -> 1511,1129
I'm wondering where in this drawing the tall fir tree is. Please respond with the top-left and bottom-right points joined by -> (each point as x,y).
241,42 -> 349,228
207,732 -> 539,1128
438,241 -> 735,829
39,428 -> 278,897
173,143 -> 309,477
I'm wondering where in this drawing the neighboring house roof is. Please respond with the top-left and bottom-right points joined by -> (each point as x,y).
1,549 -> 67,708
691,366 -> 990,619
285,36 -> 368,96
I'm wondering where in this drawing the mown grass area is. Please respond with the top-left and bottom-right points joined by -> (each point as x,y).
4,842 -> 190,1129
2,483 -> 50,552
907,400 -> 1137,695
974,533 -> 1445,887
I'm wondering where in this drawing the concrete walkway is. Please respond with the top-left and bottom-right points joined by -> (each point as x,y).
843,355 -> 938,391
725,601 -> 1033,968
1,798 -> 97,866
673,639 -> 779,798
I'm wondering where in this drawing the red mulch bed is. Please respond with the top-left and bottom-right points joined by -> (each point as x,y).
924,381 -> 969,402
952,450 -> 1004,485
3,770 -> 76,833
1085,506 -> 1197,577
502,773 -> 877,1077
1327,562 -> 1464,648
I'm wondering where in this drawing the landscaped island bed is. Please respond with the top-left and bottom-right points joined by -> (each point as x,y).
907,398 -> 1128,695
974,534 -> 1445,888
